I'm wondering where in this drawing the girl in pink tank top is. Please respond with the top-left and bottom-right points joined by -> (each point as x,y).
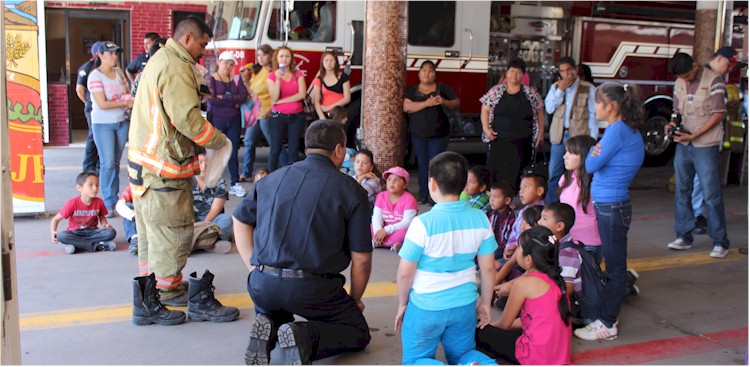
475,226 -> 572,365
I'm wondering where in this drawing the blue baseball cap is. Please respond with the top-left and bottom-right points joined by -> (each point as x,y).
91,41 -> 103,56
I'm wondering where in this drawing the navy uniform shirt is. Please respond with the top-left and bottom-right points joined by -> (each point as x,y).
233,154 -> 373,274
76,59 -> 96,110
126,52 -> 149,76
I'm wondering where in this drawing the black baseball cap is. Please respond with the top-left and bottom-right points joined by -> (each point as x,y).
101,42 -> 122,53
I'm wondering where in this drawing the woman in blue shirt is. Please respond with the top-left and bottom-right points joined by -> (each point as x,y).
575,82 -> 644,341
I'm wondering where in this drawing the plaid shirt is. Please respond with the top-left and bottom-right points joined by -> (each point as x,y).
487,207 -> 516,253
479,82 -> 544,143
468,192 -> 490,212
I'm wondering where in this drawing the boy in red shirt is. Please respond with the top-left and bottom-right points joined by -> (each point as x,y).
51,172 -> 117,254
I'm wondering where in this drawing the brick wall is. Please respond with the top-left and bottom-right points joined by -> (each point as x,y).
44,2 -> 208,145
47,84 -> 69,146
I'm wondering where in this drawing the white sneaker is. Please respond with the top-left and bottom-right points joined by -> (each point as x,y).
209,240 -> 233,254
62,244 -> 75,254
667,238 -> 692,250
574,319 -> 618,341
709,246 -> 728,258
229,183 -> 247,197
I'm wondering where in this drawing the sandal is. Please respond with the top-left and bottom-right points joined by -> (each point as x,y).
239,175 -> 249,182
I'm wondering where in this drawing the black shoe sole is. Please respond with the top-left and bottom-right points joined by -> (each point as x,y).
246,315 -> 273,365
132,313 -> 186,326
278,324 -> 309,365
188,309 -> 239,323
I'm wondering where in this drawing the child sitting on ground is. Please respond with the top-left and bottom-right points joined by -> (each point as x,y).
115,185 -> 138,255
395,152 -> 498,365
487,181 -> 516,268
461,166 -> 491,211
354,149 -> 382,207
494,205 -> 543,306
50,171 -> 116,254
476,226 -> 572,365
372,166 -> 417,252
192,147 -> 233,254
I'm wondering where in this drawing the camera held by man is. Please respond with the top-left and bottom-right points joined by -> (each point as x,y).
668,113 -> 691,138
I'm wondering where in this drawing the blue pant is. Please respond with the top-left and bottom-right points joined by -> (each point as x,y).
57,227 -> 116,252
546,132 -> 570,203
123,202 -> 137,242
242,119 -> 270,177
267,111 -> 305,171
197,213 -> 233,241
594,201 -> 632,327
212,117 -> 242,185
692,176 -> 703,217
92,120 -> 129,208
674,143 -> 729,248
82,104 -> 99,172
412,135 -> 448,200
401,301 -> 498,365
584,245 -> 603,265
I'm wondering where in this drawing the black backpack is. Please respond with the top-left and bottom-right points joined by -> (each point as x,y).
559,241 -> 606,328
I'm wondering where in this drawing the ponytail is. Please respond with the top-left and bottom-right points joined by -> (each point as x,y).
93,55 -> 102,69
595,82 -> 644,131
519,227 -> 572,326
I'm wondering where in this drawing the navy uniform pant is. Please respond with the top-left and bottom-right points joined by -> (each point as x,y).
248,269 -> 371,361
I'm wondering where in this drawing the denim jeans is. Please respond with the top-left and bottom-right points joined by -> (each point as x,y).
692,176 -> 703,217
267,111 -> 305,171
212,117 -> 242,185
82,103 -> 99,172
402,301 -> 497,365
673,143 -> 729,248
242,119 -> 270,177
412,135 -> 449,200
92,120 -> 129,208
197,213 -> 233,241
584,245 -> 603,265
57,227 -> 116,252
594,200 -> 632,327
546,131 -> 570,203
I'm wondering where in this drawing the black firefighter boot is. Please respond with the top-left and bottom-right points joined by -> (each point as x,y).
132,273 -> 187,326
187,270 -> 240,322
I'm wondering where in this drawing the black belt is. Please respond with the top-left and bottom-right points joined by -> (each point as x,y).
257,265 -> 333,279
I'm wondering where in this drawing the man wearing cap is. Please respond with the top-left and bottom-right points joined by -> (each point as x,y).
126,32 -> 160,83
128,15 -> 237,324
76,41 -> 103,173
665,52 -> 730,258
686,46 -> 738,235
233,120 -> 373,365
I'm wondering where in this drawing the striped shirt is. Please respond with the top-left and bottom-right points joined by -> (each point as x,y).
400,200 -> 498,311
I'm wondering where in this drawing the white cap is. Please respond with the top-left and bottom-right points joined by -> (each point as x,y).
218,51 -> 237,64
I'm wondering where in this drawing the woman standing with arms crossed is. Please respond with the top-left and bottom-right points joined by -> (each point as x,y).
266,46 -> 307,171
403,60 -> 460,205
480,59 -> 544,191
574,82 -> 644,341
87,42 -> 133,215
240,44 -> 273,181
312,51 -> 351,120
206,51 -> 249,197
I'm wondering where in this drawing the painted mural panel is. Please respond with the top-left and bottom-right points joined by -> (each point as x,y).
4,0 -> 45,214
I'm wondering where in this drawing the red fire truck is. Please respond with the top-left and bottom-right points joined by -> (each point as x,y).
206,1 -> 745,166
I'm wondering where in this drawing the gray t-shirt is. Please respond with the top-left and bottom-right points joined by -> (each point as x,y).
87,68 -> 128,124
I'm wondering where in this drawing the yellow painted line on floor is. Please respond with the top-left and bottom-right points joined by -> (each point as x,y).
19,251 -> 745,331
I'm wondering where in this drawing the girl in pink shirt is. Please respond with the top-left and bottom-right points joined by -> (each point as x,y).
476,226 -> 572,365
558,135 -> 602,263
372,166 -> 417,252
266,46 -> 307,171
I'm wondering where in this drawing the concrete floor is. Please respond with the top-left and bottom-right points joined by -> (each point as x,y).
10,143 -> 749,365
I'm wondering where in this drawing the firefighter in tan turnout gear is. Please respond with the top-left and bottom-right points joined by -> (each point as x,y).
128,16 -> 239,326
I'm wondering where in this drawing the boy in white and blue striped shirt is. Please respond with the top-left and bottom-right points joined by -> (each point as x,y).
394,152 -> 498,365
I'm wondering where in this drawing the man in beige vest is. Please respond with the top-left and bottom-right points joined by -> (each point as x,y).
544,57 -> 598,203
665,52 -> 730,259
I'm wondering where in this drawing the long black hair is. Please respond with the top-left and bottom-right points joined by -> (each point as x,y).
558,135 -> 597,213
595,82 -> 644,131
518,226 -> 571,326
